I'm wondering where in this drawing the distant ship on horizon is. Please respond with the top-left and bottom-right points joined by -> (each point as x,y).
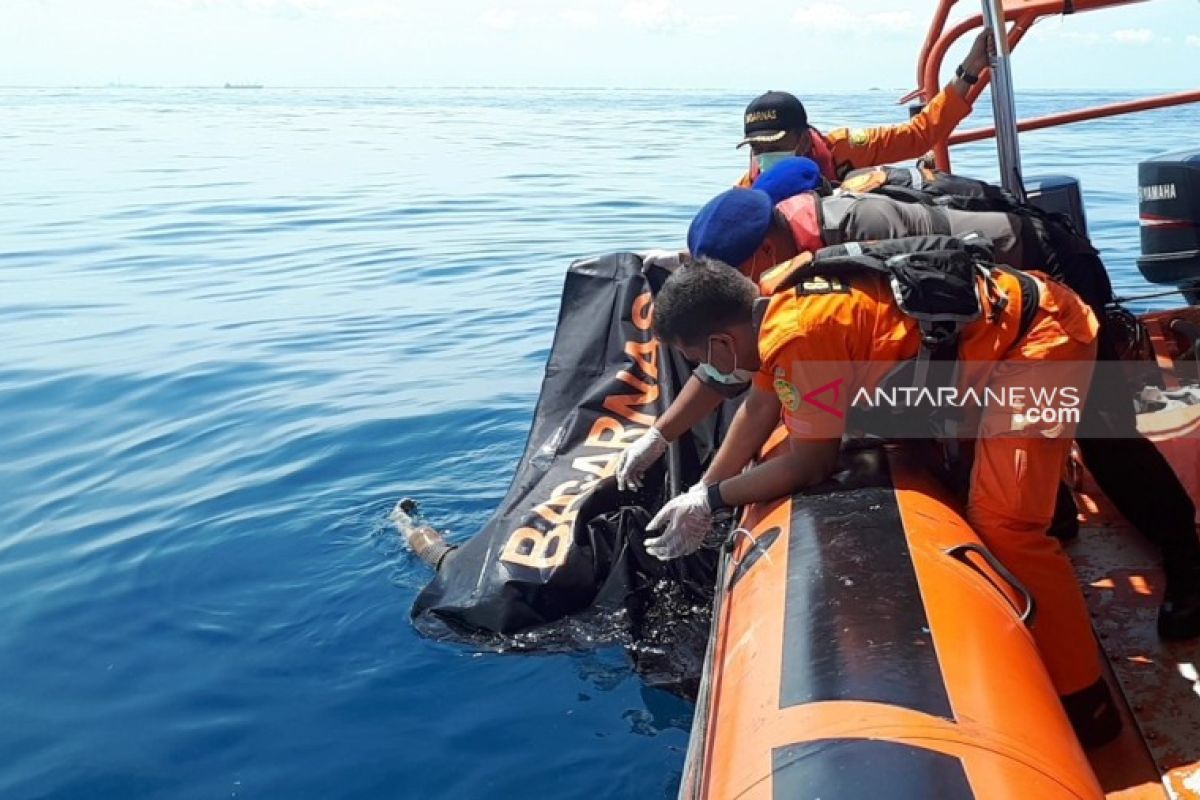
224,82 -> 263,89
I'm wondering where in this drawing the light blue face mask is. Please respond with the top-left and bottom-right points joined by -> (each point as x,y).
699,337 -> 754,385
755,150 -> 793,175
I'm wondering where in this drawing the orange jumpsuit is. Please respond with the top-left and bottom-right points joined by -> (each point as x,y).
752,268 -> 1102,698
737,85 -> 972,185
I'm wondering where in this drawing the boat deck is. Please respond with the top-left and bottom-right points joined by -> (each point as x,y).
1069,475 -> 1200,799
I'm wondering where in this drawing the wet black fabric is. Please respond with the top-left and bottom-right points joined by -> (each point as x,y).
411,253 -> 723,657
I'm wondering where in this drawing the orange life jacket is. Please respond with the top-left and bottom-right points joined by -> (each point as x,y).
754,240 -> 1046,444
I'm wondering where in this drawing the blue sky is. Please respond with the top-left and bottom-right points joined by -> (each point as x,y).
2,0 -> 1198,89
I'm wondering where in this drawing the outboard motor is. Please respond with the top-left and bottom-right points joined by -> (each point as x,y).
1137,148 -> 1200,305
1027,175 -> 1089,236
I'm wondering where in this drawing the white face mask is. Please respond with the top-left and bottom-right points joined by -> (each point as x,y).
755,150 -> 793,175
700,337 -> 754,385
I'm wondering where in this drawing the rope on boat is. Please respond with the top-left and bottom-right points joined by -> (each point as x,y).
1112,289 -> 1190,304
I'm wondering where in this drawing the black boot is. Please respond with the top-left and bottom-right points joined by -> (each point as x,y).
1159,558 -> 1200,641
1049,481 -> 1080,542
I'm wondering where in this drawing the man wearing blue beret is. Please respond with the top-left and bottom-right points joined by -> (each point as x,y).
622,160 -> 1200,640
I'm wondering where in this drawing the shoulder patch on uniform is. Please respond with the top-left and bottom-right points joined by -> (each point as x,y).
795,275 -> 850,295
848,128 -> 869,147
839,172 -> 875,193
773,367 -> 800,412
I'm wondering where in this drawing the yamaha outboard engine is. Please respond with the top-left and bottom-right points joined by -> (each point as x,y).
1137,148 -> 1200,305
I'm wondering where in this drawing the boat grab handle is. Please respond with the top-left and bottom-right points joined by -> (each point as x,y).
945,542 -> 1037,627
727,527 -> 757,564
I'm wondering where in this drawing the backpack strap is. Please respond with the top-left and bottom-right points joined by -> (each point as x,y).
993,264 -> 1042,341
757,252 -> 815,295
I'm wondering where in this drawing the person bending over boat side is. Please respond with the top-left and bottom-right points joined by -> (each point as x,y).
621,167 -> 1200,639
643,254 -> 1121,748
767,162 -> 1200,639
735,29 -> 994,186
617,188 -> 817,498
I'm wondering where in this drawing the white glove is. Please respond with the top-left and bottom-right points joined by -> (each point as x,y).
644,483 -> 713,561
616,427 -> 669,491
639,249 -> 685,273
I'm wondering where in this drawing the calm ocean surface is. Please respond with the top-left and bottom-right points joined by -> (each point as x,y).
2,87 -> 1197,799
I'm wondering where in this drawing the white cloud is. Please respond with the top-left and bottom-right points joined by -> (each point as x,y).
1111,28 -> 1154,45
620,0 -> 685,32
687,13 -> 738,34
161,0 -> 330,12
865,11 -> 916,29
619,1 -> 735,34
1187,35 -> 1200,48
790,3 -> 916,34
156,0 -> 409,20
479,7 -> 517,30
1037,26 -> 1156,47
560,8 -> 599,30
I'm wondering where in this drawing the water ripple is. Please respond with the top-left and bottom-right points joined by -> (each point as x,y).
1,87 -> 1196,800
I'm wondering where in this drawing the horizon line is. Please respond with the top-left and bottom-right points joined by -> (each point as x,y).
1,84 -> 1188,94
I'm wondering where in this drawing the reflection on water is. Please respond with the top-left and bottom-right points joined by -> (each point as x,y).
1,86 -> 1196,799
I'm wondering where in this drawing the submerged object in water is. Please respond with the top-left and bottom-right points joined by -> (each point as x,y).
391,499 -> 456,571
409,253 -> 727,643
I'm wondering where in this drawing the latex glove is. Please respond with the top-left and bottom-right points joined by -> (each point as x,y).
644,483 -> 712,561
639,249 -> 685,273
616,427 -> 668,491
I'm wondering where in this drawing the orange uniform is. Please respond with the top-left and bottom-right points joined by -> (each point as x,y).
753,267 -> 1103,699
737,86 -> 972,186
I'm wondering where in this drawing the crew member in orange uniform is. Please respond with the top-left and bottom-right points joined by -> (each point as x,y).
636,30 -> 994,272
738,29 -> 993,185
642,254 -> 1121,747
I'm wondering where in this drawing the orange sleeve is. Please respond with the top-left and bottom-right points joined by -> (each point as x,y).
760,321 -> 855,442
752,366 -> 776,394
825,86 -> 972,173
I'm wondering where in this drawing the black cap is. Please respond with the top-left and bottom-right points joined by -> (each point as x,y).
738,91 -> 807,148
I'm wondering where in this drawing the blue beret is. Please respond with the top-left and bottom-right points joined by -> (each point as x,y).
751,156 -> 823,205
686,188 -> 774,268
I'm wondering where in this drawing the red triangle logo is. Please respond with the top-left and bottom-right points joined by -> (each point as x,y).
802,377 -> 845,419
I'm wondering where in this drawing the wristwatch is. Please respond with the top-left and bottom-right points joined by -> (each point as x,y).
956,64 -> 979,85
706,481 -> 730,512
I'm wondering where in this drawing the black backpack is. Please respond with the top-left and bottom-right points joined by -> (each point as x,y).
761,234 -> 1039,419
838,166 -> 1115,310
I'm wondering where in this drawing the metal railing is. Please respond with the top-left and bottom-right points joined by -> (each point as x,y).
906,0 -> 1197,172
